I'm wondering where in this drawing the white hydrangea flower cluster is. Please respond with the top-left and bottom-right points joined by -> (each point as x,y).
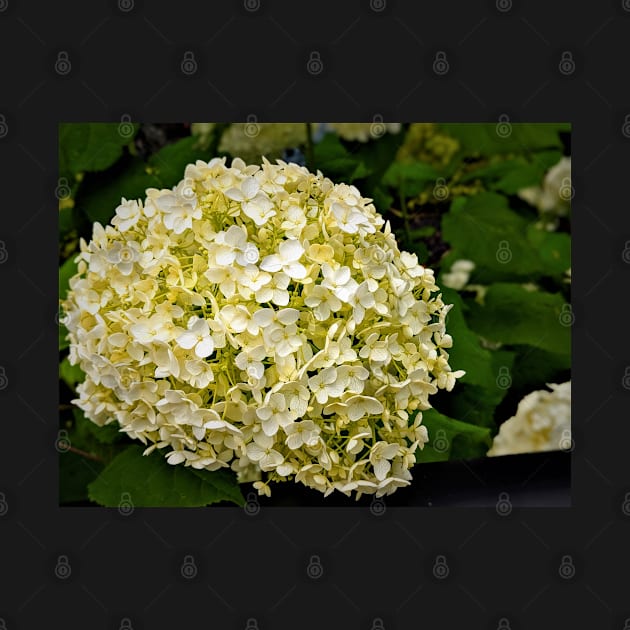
62,157 -> 464,499
487,381 -> 571,456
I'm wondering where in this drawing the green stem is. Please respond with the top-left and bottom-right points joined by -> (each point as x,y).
67,445 -> 105,463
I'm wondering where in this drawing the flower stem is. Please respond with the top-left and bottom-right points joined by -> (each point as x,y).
67,445 -> 105,463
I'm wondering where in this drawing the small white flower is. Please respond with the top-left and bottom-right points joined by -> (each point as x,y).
224,176 -> 277,226
260,239 -> 307,280
285,419 -> 320,450
105,240 -> 141,276
369,441 -> 400,481
321,264 -> 358,303
308,367 -> 344,404
176,317 -> 215,358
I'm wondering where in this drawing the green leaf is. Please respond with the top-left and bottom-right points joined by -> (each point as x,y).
72,408 -> 123,445
441,192 -> 569,280
78,156 -> 162,225
147,135 -> 210,188
440,123 -> 565,157
493,163 -> 544,194
509,346 -> 571,390
313,132 -> 349,163
371,186 -> 393,213
313,134 -> 371,182
525,225 -> 571,275
416,408 -> 492,463
59,123 -> 138,178
467,283 -> 571,357
382,161 -> 439,197
440,288 -> 496,391
59,358 -> 84,389
59,206 -> 76,235
88,445 -> 245,507
59,451 -> 104,504
59,325 -> 69,351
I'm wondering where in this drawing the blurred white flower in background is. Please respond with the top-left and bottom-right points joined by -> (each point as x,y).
518,156 -> 571,218
321,122 -> 402,143
441,259 -> 475,291
487,381 -> 571,456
